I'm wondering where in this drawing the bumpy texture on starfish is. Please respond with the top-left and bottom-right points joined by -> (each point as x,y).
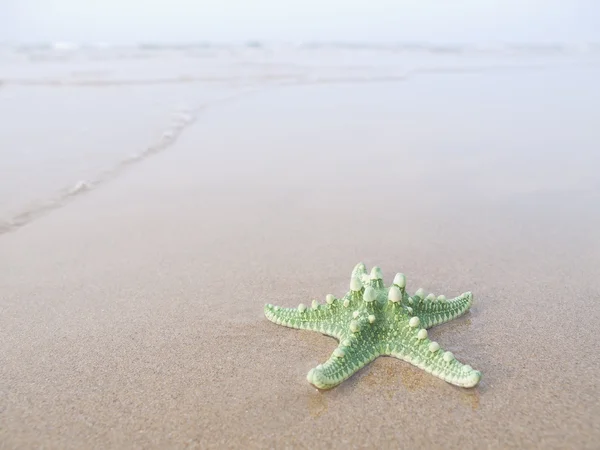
264,263 -> 482,390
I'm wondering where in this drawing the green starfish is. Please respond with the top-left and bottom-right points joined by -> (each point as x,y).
264,263 -> 482,390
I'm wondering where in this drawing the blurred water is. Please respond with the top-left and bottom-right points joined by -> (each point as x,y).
0,42 -> 598,233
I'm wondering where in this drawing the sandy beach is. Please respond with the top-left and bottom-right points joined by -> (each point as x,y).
1,46 -> 600,449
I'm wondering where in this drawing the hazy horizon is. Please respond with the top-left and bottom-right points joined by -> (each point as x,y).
2,0 -> 600,45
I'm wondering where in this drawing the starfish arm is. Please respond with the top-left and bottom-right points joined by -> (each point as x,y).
387,325 -> 482,388
409,291 -> 473,329
306,341 -> 379,390
264,302 -> 345,339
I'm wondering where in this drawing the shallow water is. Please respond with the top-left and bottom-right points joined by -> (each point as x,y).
0,43 -> 599,233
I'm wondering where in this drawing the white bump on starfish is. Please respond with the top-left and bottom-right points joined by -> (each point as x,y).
429,342 -> 440,352
388,286 -> 402,302
350,277 -> 362,292
350,320 -> 360,333
298,303 -> 307,313
343,339 -> 351,347
363,286 -> 377,302
437,295 -> 447,303
426,293 -> 436,302
409,317 -> 420,328
368,314 -> 376,324
408,297 -> 414,304
417,329 -> 428,339
393,273 -> 406,288
334,348 -> 345,358
353,311 -> 360,318
443,351 -> 454,362
414,288 -> 425,299
370,266 -> 383,280
406,306 -> 413,314
462,365 -> 472,372
343,299 -> 350,308
312,299 -> 319,309
326,294 -> 335,304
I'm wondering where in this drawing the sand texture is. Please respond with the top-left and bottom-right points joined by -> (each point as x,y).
1,71 -> 600,449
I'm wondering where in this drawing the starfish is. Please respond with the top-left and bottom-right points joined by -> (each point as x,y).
264,263 -> 482,390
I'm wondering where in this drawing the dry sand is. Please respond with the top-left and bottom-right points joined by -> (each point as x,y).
1,71 -> 600,449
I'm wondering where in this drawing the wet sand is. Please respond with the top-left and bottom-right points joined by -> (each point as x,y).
1,70 -> 600,449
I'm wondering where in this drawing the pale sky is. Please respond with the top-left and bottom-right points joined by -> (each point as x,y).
2,0 -> 599,44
